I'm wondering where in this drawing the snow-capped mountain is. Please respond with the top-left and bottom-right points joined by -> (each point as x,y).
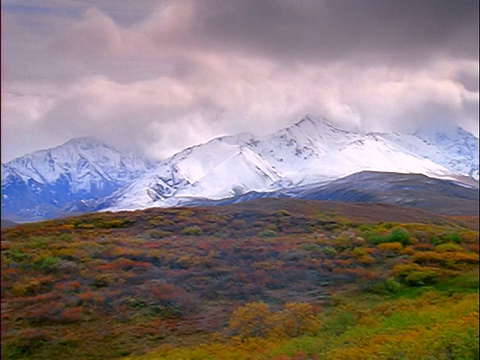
1,137 -> 157,221
2,115 -> 478,220
382,127 -> 479,180
101,134 -> 283,210
243,116 -> 455,184
103,115 -> 476,212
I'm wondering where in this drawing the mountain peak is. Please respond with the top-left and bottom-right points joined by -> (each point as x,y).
62,136 -> 108,149
2,136 -> 157,221
295,114 -> 343,131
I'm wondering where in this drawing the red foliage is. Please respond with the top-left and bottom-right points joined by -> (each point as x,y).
59,306 -> 84,323
144,242 -> 162,249
55,280 -> 81,293
197,241 -> 210,251
274,243 -> 294,251
150,283 -> 184,301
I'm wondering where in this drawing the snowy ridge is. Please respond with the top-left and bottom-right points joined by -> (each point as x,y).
103,115 -> 474,212
2,114 -> 478,220
1,137 -> 157,220
2,137 -> 155,190
382,127 -> 479,180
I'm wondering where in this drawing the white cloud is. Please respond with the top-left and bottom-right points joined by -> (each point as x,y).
1,1 -> 478,162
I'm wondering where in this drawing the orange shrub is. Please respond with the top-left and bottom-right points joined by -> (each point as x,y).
413,251 -> 478,266
401,246 -> 415,255
414,243 -> 435,252
377,242 -> 403,252
359,254 -> 375,265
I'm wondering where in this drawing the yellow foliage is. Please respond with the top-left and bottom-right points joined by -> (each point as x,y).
377,242 -> 403,252
281,302 -> 320,337
228,302 -> 272,338
228,302 -> 321,340
401,245 -> 415,255
359,254 -> 375,265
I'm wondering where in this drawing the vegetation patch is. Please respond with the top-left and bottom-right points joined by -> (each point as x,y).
1,201 -> 478,359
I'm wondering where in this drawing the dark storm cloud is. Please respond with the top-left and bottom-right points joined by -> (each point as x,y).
195,0 -> 478,63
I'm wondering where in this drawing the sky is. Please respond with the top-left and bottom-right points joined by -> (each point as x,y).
1,0 -> 479,162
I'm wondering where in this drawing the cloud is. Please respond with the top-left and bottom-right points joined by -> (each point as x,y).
194,0 -> 479,63
1,0 -> 478,162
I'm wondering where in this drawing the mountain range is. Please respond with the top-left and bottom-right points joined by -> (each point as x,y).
2,115 -> 478,221
1,137 -> 156,221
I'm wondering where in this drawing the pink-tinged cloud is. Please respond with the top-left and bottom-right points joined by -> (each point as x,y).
1,0 -> 478,162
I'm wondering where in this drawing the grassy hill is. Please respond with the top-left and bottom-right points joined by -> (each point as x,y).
1,199 -> 478,359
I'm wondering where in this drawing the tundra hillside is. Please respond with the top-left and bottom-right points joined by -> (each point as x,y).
1,199 -> 478,359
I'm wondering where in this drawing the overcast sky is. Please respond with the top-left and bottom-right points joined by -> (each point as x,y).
1,0 -> 478,162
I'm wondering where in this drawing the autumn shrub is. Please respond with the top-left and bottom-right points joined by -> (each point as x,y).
228,302 -> 273,338
435,243 -> 463,253
320,246 -> 337,256
55,280 -> 81,293
72,222 -> 95,230
411,230 -> 430,242
259,229 -> 277,238
11,281 -> 39,297
382,222 -> 397,229
92,274 -> 116,288
351,247 -> 366,257
175,254 -> 196,269
228,302 -> 321,340
25,302 -> 64,324
106,257 -> 135,270
401,245 -> 415,255
377,242 -> 403,253
58,307 -> 84,323
180,226 -> 202,236
2,329 -> 51,359
269,303 -> 321,338
459,230 -> 479,244
230,219 -> 248,230
359,254 -> 375,265
467,243 -> 479,253
274,210 -> 292,217
300,243 -> 322,252
412,251 -> 478,269
148,217 -> 165,226
404,270 -> 440,286
385,277 -> 402,293
148,230 -> 173,239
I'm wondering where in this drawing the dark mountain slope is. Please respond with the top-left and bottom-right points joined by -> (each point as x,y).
195,171 -> 479,216
295,171 -> 479,215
